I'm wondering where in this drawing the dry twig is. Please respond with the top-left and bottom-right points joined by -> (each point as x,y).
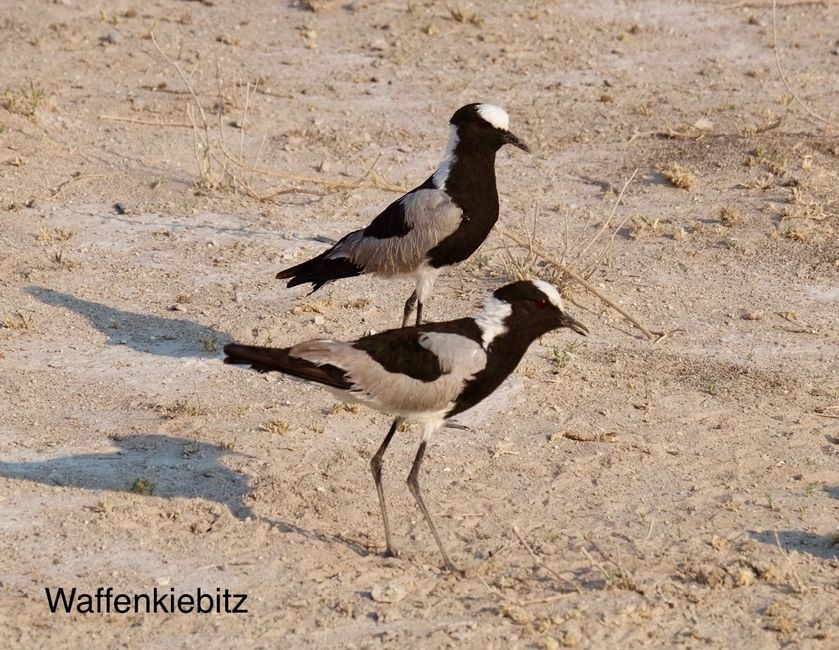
497,224 -> 659,340
771,0 -> 839,129
512,525 -> 580,593
98,114 -> 192,128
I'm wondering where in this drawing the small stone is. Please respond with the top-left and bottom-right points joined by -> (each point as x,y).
742,310 -> 764,321
370,580 -> 409,604
102,31 -> 123,45
114,201 -> 127,214
318,160 -> 332,173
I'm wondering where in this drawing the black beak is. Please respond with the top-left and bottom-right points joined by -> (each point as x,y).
503,130 -> 531,153
561,313 -> 588,336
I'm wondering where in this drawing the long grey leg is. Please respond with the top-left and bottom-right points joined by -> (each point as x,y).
370,418 -> 401,557
401,292 -> 418,328
407,440 -> 461,573
415,300 -> 424,326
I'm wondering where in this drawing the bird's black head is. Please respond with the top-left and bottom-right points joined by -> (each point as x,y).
449,103 -> 530,153
488,279 -> 588,339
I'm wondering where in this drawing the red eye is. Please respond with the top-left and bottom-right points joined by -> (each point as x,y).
535,299 -> 549,309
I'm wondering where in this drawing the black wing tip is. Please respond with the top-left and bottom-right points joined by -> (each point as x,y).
222,343 -> 248,365
278,258 -> 364,290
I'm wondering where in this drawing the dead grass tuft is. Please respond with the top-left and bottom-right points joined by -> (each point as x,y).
449,7 -> 484,26
629,216 -> 662,239
658,162 -> 695,190
3,312 -> 34,330
158,398 -> 207,419
1,82 -> 46,120
261,419 -> 289,434
719,205 -> 742,226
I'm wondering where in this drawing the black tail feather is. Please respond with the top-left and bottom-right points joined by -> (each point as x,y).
276,250 -> 364,292
223,343 -> 352,391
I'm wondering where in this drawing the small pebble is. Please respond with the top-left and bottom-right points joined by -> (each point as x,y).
102,31 -> 123,45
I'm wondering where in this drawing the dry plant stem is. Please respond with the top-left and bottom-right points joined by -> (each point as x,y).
98,114 -> 192,128
627,118 -> 783,143
730,0 -> 833,7
496,225 -> 658,340
579,170 -> 639,278
573,169 -> 638,264
580,541 -> 638,592
772,0 -> 839,129
518,593 -> 573,606
585,210 -> 635,279
151,33 -> 211,135
579,546 -> 609,583
152,32 -> 220,189
512,526 -> 580,593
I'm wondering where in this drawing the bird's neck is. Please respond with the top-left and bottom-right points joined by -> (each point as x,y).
449,313 -> 547,418
432,129 -> 499,206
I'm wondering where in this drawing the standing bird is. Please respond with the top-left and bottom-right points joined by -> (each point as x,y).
276,103 -> 530,327
224,280 -> 588,572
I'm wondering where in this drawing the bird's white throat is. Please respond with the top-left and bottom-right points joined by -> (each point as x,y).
432,124 -> 459,190
475,296 -> 512,349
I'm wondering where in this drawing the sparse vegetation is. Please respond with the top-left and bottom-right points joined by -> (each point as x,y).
629,216 -> 662,239
93,497 -> 112,514
804,481 -> 821,497
719,205 -> 742,226
550,341 -> 581,369
448,7 -> 484,26
1,82 -> 46,120
158,398 -> 207,419
3,312 -> 34,330
261,419 -> 290,434
329,402 -> 361,415
129,478 -> 155,495
36,226 -> 73,242
659,162 -> 695,190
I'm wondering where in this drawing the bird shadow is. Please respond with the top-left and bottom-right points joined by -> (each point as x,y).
0,434 -> 255,519
749,529 -> 839,560
26,286 -> 230,359
0,432 -> 373,558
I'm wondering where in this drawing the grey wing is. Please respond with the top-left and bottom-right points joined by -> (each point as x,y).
329,189 -> 462,276
416,332 -> 486,376
290,333 -> 485,416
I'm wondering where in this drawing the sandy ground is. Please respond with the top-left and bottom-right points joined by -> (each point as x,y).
1,0 -> 838,647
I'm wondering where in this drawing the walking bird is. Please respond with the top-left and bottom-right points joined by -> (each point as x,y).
224,280 -> 588,572
276,103 -> 530,327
